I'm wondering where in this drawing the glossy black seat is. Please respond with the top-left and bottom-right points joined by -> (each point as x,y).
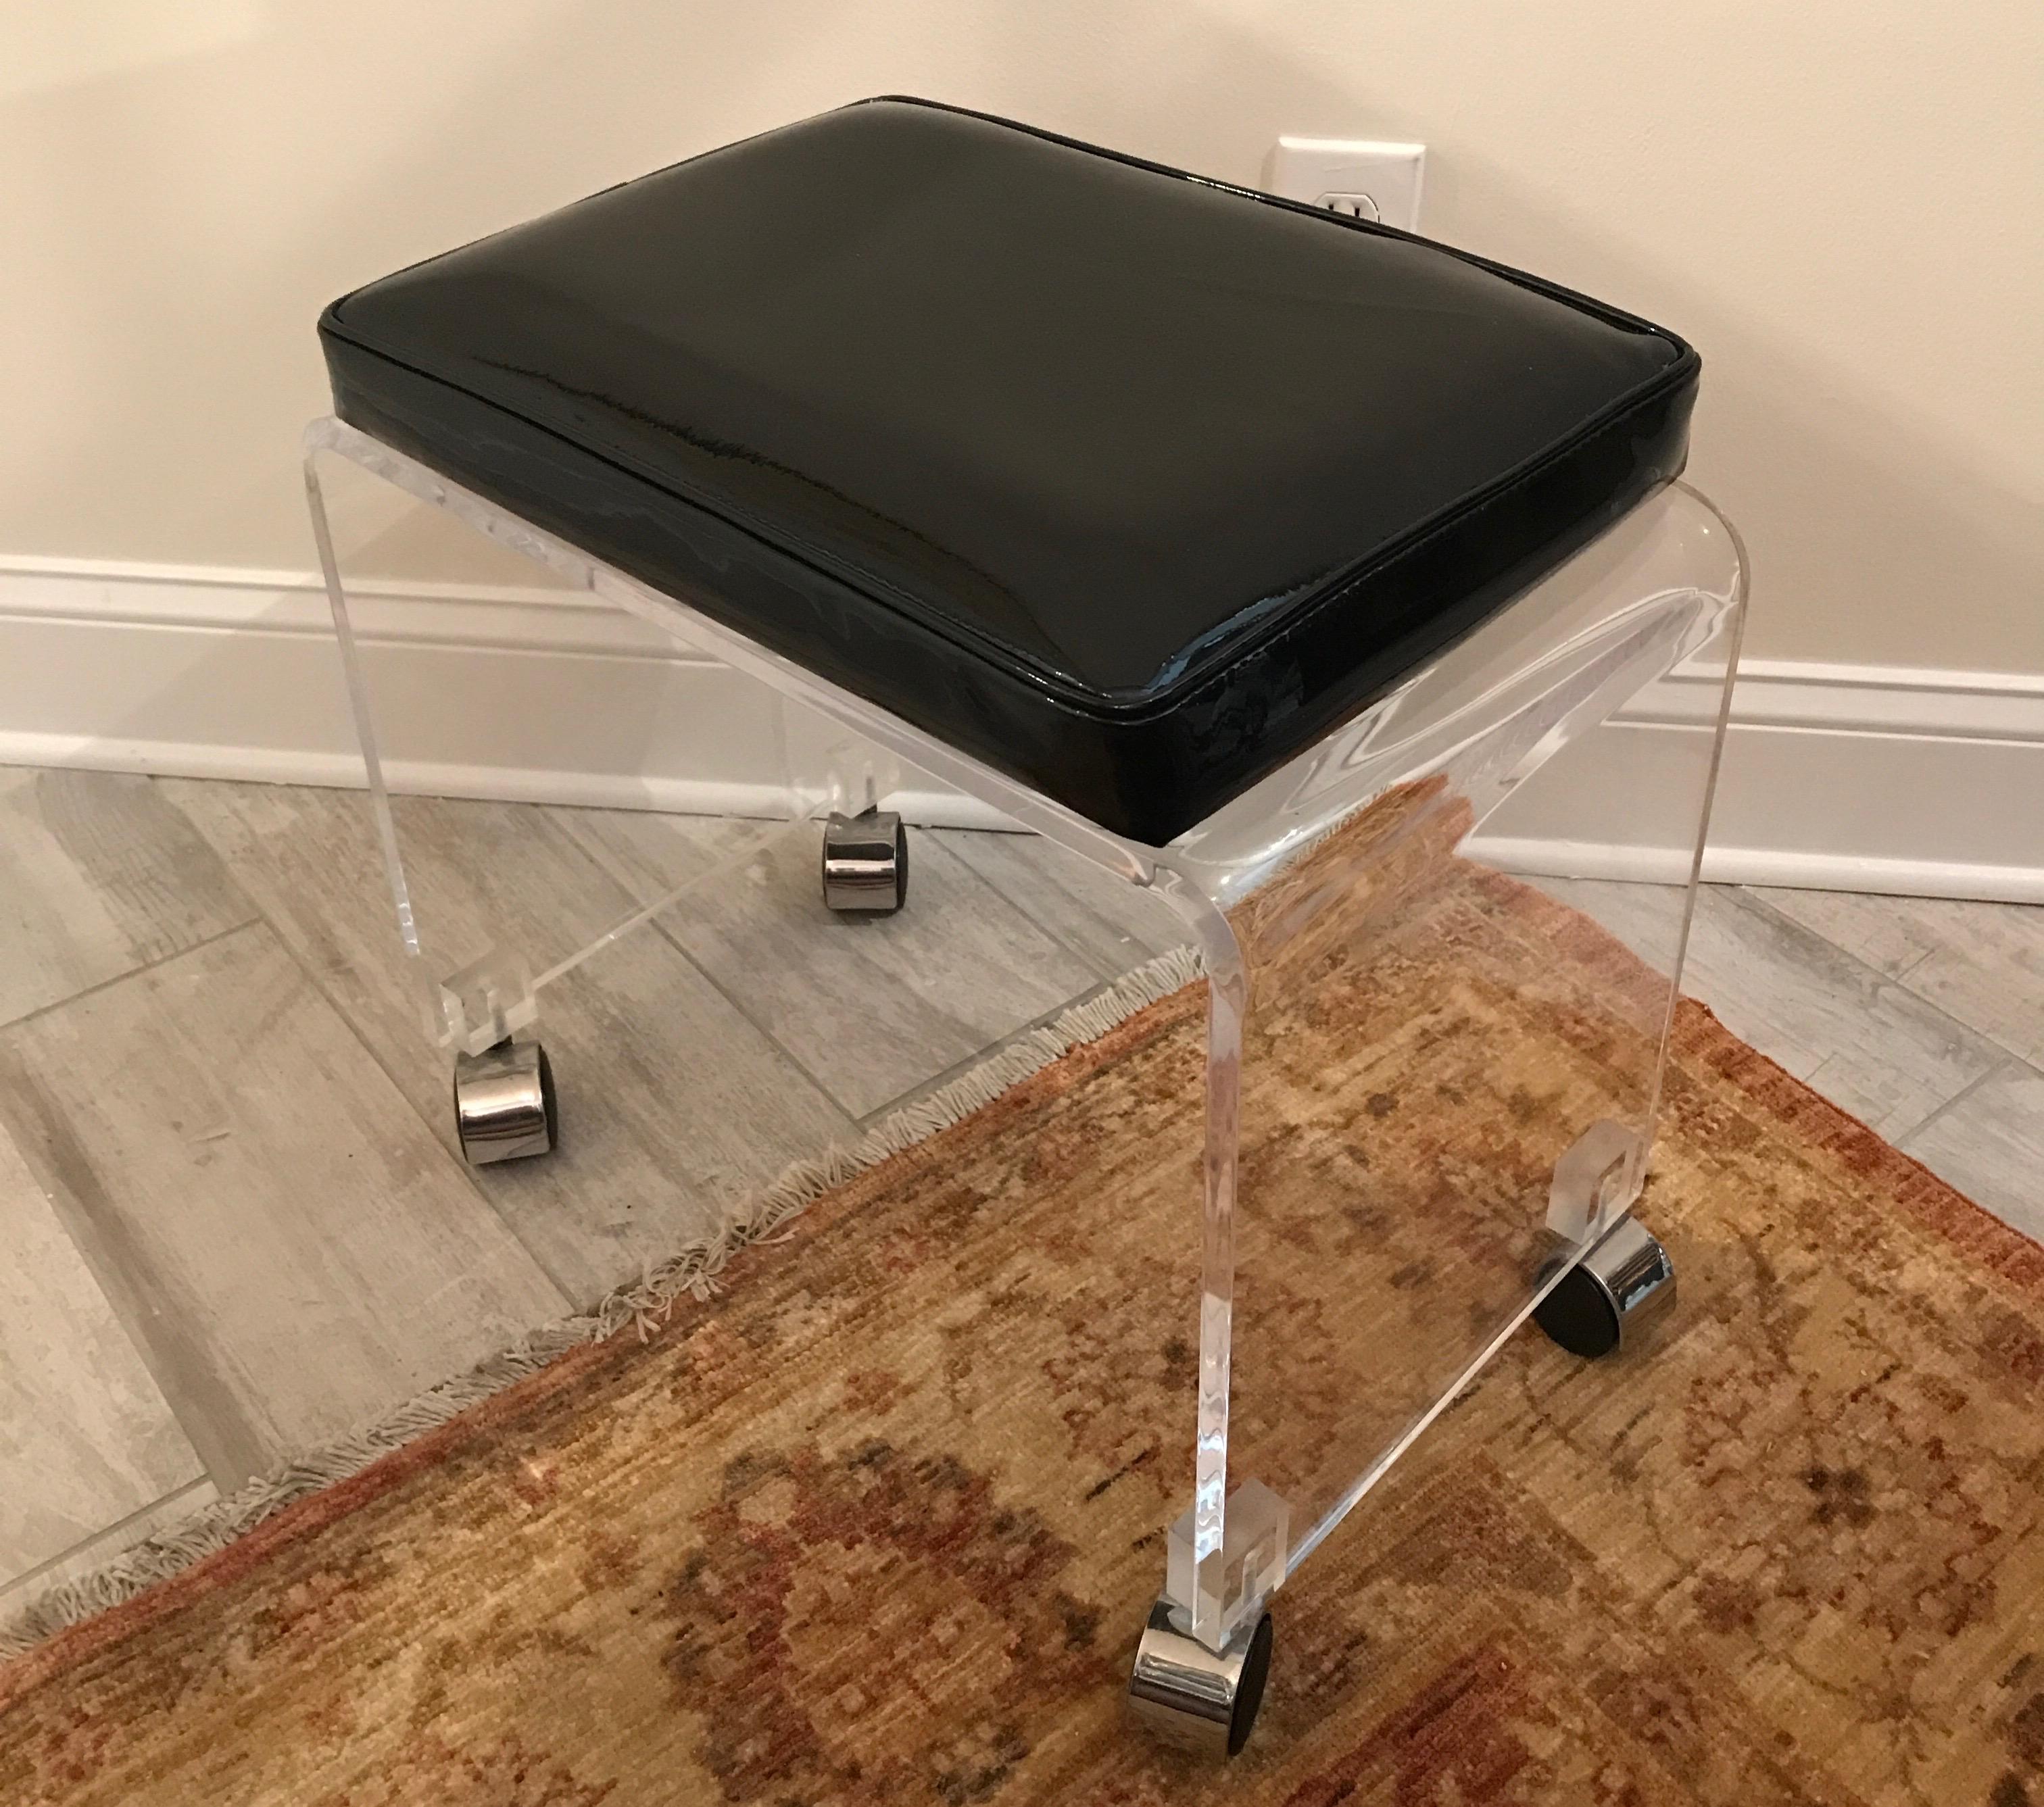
319,97 -> 1697,845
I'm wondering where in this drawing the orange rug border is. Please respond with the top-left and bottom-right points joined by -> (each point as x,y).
3,984 -> 2036,1710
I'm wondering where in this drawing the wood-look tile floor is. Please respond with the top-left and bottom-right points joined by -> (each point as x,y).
2,768 -> 2039,1616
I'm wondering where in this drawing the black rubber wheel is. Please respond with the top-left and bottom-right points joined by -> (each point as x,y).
886,818 -> 909,915
536,1041 -> 560,1152
1227,1612 -> 1275,1756
1533,1263 -> 1622,1359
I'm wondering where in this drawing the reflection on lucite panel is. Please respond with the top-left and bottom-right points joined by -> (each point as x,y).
1188,776 -> 1692,1637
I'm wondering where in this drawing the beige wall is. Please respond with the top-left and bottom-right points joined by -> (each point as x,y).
3,1 -> 2039,668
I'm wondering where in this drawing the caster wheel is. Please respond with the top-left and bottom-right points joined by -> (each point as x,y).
453,1039 -> 558,1165
1534,1214 -> 1676,1359
821,809 -> 907,914
1127,1597 -> 1274,1758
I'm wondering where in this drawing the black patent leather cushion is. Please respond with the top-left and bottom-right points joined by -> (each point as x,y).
320,97 -> 1697,844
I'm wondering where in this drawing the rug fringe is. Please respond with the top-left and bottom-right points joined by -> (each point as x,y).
0,943 -> 1202,1662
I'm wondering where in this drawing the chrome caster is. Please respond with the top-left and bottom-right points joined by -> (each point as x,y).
1534,1214 -> 1677,1359
453,1039 -> 558,1164
821,808 -> 907,914
1127,1597 -> 1274,1758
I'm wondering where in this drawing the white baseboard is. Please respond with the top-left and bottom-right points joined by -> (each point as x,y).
1467,656 -> 2044,901
3,555 -> 2042,900
0,555 -> 1015,831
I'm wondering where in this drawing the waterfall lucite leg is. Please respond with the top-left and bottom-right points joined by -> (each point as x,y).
1123,884 -> 1289,1754
1129,495 -> 1745,1757
308,445 -> 559,1163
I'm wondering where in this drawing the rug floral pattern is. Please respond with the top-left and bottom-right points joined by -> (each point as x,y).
3,826 -> 2041,1806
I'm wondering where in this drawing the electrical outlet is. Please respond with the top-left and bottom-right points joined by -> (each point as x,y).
1265,137 -> 1426,232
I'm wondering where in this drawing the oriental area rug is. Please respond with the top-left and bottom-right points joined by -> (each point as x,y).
3,805 -> 2041,1807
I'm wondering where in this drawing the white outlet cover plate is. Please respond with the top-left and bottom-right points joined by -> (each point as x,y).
1265,136 -> 1426,232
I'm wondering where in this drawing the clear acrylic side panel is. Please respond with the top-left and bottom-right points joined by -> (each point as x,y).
306,434 -> 818,1056
1156,486 -> 1747,1650
299,429 -> 1181,1309
303,418 -> 1747,1664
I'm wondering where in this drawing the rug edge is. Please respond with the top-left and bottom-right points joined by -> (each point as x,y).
0,945 -> 1204,1677
12,931 -> 2041,1683
1671,995 -> 2044,1294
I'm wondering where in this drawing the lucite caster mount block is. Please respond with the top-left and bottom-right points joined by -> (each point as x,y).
821,808 -> 908,914
1128,1598 -> 1275,1758
1534,1214 -> 1678,1360
453,1039 -> 558,1165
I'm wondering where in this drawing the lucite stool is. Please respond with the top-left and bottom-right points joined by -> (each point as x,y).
303,97 -> 1746,1754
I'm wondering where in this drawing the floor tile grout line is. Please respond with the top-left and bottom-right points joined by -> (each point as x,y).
258,939 -> 577,1312
497,809 -> 882,1212
1878,969 -> 2044,1079
616,822 -> 1095,1122
906,830 -> 1177,1019
153,789 -> 584,1313
165,785 -> 1003,1304
606,820 -> 881,1117
550,803 -> 882,1118
463,816 -> 1139,1150
1724,883 -> 1922,994
930,827 -> 1163,989
641,903 -> 872,1127
196,784 -> 919,1302
880,828 -> 1126,1024
1732,883 -> 1946,987
0,1476 -> 216,1606
848,964 -> 1169,1131
0,914 -> 266,1035
0,1042 -> 271,1499
1890,1056 -> 2025,1152
1722,882 -> 2018,1056
558,812 -> 1165,1139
